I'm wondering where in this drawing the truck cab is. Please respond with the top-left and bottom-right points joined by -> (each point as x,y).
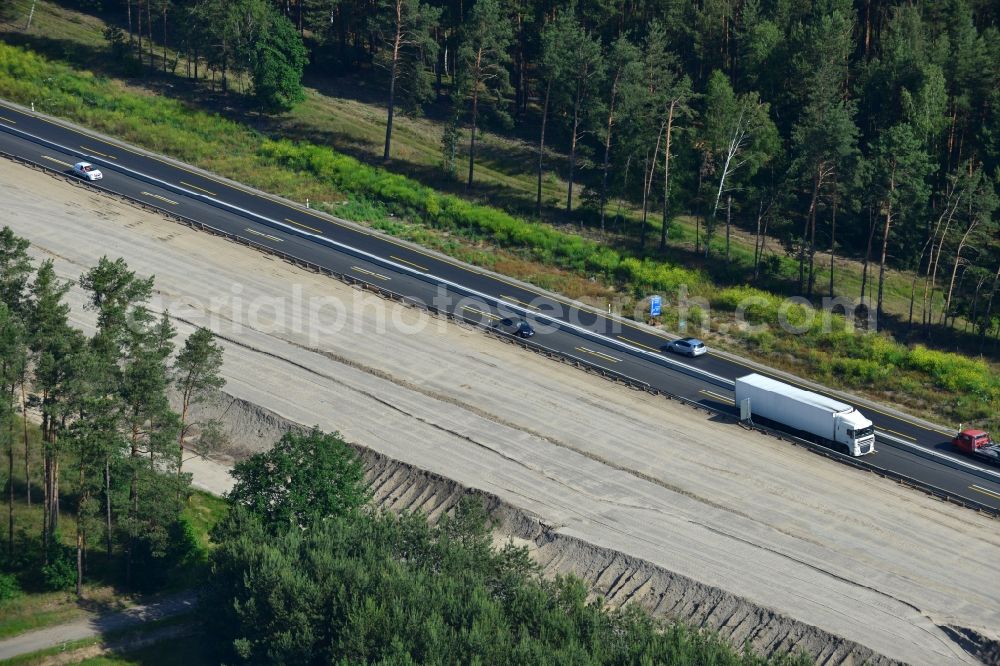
836,413 -> 875,456
952,429 -> 1000,465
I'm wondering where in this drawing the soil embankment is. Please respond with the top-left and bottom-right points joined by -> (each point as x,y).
4,157 -> 998,665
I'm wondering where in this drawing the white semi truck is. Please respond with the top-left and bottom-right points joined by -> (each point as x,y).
735,373 -> 875,456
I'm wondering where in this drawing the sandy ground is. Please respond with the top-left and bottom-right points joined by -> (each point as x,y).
2,158 -> 999,665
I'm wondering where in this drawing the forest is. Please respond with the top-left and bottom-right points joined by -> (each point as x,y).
0,226 -> 226,596
67,0 -> 1000,341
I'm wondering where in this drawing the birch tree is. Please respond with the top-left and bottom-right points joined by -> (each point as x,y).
870,122 -> 932,329
701,71 -> 778,260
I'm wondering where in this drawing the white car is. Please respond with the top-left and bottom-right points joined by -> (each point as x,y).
72,161 -> 103,181
668,337 -> 708,357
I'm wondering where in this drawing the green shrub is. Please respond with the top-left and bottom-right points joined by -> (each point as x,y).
40,554 -> 76,591
0,573 -> 20,601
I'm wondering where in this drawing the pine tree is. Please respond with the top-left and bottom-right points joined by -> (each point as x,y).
375,0 -> 440,161
27,260 -> 79,555
455,0 -> 513,189
173,327 -> 226,480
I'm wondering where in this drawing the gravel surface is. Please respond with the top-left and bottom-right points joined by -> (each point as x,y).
3,157 -> 999,665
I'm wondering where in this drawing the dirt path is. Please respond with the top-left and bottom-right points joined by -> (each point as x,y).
2,157 -> 999,665
0,591 -> 196,661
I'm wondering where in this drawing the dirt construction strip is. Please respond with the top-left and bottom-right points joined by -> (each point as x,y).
2,157 -> 1000,665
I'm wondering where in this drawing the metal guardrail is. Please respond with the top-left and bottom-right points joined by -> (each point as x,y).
5,149 -> 999,520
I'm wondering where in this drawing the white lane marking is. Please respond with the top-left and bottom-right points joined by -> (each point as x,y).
42,155 -> 73,168
141,191 -> 178,205
351,266 -> 390,281
245,228 -> 283,242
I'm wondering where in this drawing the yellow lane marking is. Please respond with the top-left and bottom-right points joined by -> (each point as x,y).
42,155 -> 73,168
617,336 -> 663,354
878,427 -> 916,441
462,306 -> 500,320
0,116 -> 15,124
351,266 -> 390,281
970,485 -> 1000,501
285,218 -> 321,233
856,402 -> 954,437
7,105 -> 970,444
700,389 -> 735,405
140,191 -> 177,205
390,255 -> 427,271
245,228 -> 283,242
575,346 -> 621,363
501,294 -> 540,310
181,180 -> 217,196
81,145 -> 116,160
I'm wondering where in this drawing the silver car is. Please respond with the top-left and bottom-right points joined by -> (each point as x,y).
668,337 -> 707,357
72,161 -> 103,181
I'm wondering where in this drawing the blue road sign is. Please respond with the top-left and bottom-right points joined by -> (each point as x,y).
650,295 -> 662,317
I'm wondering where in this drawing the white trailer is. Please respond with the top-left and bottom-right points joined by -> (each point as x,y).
735,373 -> 875,456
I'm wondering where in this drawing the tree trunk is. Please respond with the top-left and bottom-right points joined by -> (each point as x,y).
536,79 -> 551,217
876,202 -> 893,330
105,457 -> 112,560
21,383 -> 29,507
467,90 -> 479,189
598,76 -> 618,236
753,200 -> 764,281
76,498 -> 84,595
382,1 -> 403,161
383,18 -> 401,163
979,264 -> 1000,352
162,1 -> 168,73
42,452 -> 49,560
147,0 -> 153,71
941,219 -> 978,327
640,124 -> 664,250
829,193 -> 837,297
127,0 -> 134,47
799,173 -> 819,293
807,184 -> 819,298
659,100 -> 676,251
725,194 -> 732,263
640,150 -> 650,249
513,13 -> 523,117
695,166 -> 703,255
7,408 -> 13,556
566,79 -> 583,213
435,29 -> 443,99
136,0 -> 143,65
925,192 -> 962,332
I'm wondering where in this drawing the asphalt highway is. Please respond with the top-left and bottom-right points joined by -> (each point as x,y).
2,99 -> 1000,512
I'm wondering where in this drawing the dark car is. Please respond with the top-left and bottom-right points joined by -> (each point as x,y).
496,317 -> 535,338
667,337 -> 707,357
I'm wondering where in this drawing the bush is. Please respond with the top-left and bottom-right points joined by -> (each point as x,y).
0,573 -> 20,601
40,554 -> 76,591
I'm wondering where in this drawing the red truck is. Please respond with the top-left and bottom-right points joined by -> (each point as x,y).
952,429 -> 1000,465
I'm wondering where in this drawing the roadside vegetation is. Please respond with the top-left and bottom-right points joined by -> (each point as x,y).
0,1 -> 998,431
